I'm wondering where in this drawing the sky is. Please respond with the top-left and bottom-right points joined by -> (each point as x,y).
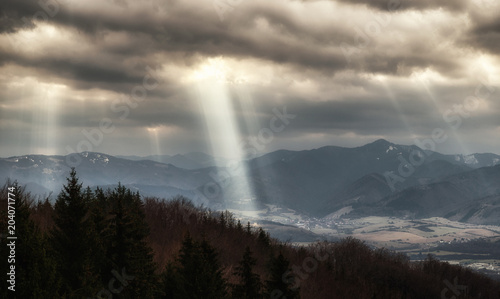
0,0 -> 499,158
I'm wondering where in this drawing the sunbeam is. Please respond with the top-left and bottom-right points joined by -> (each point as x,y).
30,82 -> 64,155
191,57 -> 257,214
375,75 -> 415,136
411,70 -> 470,154
235,86 -> 261,137
147,126 -> 161,157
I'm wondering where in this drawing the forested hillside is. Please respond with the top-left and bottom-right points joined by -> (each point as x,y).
1,170 -> 499,298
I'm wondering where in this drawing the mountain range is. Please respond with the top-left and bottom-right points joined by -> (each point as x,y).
116,151 -> 226,169
1,139 -> 499,225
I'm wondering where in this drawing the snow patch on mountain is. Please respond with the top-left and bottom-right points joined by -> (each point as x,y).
386,146 -> 396,153
463,154 -> 478,165
48,157 -> 63,163
43,168 -> 54,174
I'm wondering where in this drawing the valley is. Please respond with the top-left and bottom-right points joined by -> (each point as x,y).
227,204 -> 500,279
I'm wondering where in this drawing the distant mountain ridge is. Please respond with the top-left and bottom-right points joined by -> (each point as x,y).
0,152 -> 216,205
243,139 -> 497,214
355,164 -> 500,225
1,139 -> 499,225
116,152 -> 226,169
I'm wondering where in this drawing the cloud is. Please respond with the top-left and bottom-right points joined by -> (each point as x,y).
0,0 -> 499,157
463,9 -> 500,54
334,0 -> 469,12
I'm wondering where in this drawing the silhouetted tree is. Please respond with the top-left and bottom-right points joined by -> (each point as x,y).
88,186 -> 109,287
103,184 -> 159,298
50,168 -> 97,296
246,221 -> 252,235
0,181 -> 60,297
164,233 -> 228,298
265,251 -> 299,299
236,220 -> 243,231
233,246 -> 262,299
257,227 -> 271,247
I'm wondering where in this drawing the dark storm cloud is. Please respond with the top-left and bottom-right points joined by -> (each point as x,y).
0,0 -> 40,33
0,0 -> 166,34
1,0 -> 499,156
34,57 -> 142,84
1,0 -> 480,90
248,89 -> 433,136
463,13 -> 500,54
334,0 -> 468,12
1,0 -> 460,81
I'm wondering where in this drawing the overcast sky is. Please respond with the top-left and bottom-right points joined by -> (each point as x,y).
1,0 -> 499,158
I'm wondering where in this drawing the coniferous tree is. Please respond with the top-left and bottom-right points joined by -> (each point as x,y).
199,238 -> 228,297
163,233 -> 228,298
219,212 -> 227,228
233,246 -> 262,299
161,261 -> 186,298
257,227 -> 271,247
84,185 -> 124,299
50,168 -> 97,296
103,184 -> 159,298
0,181 -> 61,297
15,182 -> 61,297
88,186 -> 109,287
265,251 -> 300,299
246,221 -> 252,235
33,196 -> 55,232
236,220 -> 243,231
174,233 -> 197,297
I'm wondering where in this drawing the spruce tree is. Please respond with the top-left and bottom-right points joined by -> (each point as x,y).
246,221 -> 252,235
88,186 -> 109,288
102,184 -> 158,298
257,227 -> 271,247
164,233 -> 228,298
236,220 -> 243,231
161,262 -> 187,298
50,168 -> 97,296
233,246 -> 262,299
175,233 -> 197,297
265,252 -> 300,299
15,182 -> 61,297
199,238 -> 228,297
0,181 -> 60,297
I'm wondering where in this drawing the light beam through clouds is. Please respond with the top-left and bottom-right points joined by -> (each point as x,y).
0,0 -> 499,157
191,57 -> 257,213
147,126 -> 161,157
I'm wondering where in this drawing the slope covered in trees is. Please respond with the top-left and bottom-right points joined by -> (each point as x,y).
0,170 -> 499,298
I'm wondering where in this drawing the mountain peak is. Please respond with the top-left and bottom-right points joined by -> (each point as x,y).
369,139 -> 392,146
361,139 -> 394,150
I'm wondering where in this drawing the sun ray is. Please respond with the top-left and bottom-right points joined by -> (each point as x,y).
375,75 -> 415,136
411,70 -> 469,154
191,57 -> 257,215
147,126 -> 162,157
26,81 -> 65,155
